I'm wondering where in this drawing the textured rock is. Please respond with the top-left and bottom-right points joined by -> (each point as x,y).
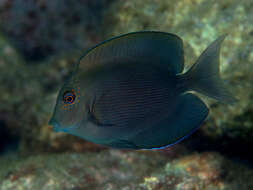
140,152 -> 253,190
0,151 -> 252,190
103,0 -> 253,157
0,0 -> 112,61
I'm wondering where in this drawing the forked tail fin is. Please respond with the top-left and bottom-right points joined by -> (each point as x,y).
178,35 -> 236,104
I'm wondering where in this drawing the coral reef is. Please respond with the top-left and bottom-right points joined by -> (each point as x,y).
0,0 -> 112,61
0,151 -> 252,190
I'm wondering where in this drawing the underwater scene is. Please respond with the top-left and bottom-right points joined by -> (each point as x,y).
0,0 -> 253,189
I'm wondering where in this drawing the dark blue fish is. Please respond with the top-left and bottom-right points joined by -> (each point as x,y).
49,31 -> 236,149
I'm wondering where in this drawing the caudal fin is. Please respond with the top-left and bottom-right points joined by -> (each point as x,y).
179,35 -> 236,104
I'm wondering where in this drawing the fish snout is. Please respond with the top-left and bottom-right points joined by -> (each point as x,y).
48,118 -> 62,132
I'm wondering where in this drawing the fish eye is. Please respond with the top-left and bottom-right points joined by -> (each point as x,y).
63,91 -> 76,104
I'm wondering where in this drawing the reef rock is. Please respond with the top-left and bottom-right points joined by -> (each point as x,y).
0,151 -> 252,190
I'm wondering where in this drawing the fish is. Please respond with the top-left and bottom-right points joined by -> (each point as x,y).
48,31 -> 236,149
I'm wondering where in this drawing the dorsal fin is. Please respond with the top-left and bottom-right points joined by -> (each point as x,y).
78,31 -> 184,74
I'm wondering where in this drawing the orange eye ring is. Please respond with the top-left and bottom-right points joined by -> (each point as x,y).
63,91 -> 76,105
61,87 -> 80,111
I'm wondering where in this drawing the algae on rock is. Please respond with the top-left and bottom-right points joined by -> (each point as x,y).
0,151 -> 252,190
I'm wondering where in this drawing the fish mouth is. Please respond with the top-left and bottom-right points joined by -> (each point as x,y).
48,118 -> 79,132
48,118 -> 62,132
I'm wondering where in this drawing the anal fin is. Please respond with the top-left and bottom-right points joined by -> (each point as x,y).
130,93 -> 209,149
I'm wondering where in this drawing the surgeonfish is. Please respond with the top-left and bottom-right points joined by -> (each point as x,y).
49,31 -> 236,149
